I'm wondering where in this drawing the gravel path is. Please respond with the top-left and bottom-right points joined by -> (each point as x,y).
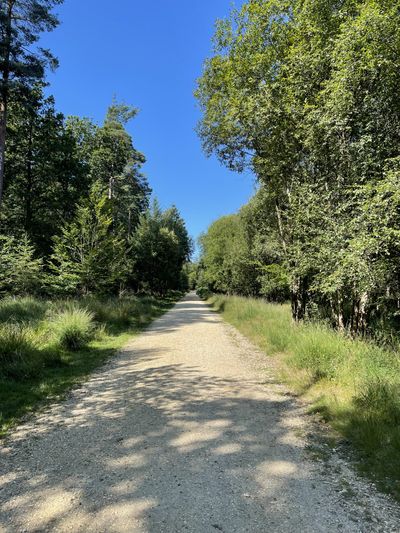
1,293 -> 400,532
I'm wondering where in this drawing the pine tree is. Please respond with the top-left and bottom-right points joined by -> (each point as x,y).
50,190 -> 128,295
0,0 -> 62,209
0,233 -> 42,294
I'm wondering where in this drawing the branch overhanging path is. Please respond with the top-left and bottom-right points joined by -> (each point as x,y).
1,293 -> 399,532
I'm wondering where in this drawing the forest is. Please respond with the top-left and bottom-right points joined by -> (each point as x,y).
196,0 -> 400,338
0,0 -> 191,433
195,0 -> 400,495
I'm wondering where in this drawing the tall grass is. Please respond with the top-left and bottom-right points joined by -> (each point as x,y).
0,324 -> 39,378
51,307 -> 94,350
0,297 -> 47,324
0,293 -> 180,436
209,294 -> 400,499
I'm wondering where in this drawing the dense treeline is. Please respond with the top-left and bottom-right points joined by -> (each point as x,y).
196,0 -> 400,338
0,1 -> 191,297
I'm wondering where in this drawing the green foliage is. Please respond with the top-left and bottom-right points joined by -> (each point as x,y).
196,287 -> 211,300
51,307 -> 94,350
1,85 -> 188,300
0,0 -> 63,209
196,0 -> 400,335
130,201 -> 192,294
1,87 -> 88,255
199,190 -> 289,300
50,191 -> 129,295
259,264 -> 290,302
89,101 -> 150,238
0,234 -> 43,295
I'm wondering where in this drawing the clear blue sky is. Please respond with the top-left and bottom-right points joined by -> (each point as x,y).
40,0 -> 255,248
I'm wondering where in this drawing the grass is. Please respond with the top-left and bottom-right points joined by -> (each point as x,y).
51,307 -> 95,350
209,294 -> 400,500
0,292 -> 181,436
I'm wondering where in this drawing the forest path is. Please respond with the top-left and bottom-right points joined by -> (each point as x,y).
1,293 -> 399,532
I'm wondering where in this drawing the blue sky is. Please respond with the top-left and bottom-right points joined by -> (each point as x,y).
40,0 -> 255,247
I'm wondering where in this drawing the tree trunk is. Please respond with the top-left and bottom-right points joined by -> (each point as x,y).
275,200 -> 287,255
0,100 -> 6,209
356,291 -> 369,335
25,118 -> 34,231
291,276 -> 306,321
337,292 -> 345,331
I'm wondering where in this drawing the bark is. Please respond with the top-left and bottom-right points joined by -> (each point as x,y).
291,276 -> 306,321
25,117 -> 34,230
108,176 -> 114,199
337,292 -> 345,331
0,101 -> 6,209
274,200 -> 287,255
356,291 -> 369,336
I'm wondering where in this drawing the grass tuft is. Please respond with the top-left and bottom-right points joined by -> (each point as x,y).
0,297 -> 47,324
0,323 -> 38,378
51,307 -> 94,351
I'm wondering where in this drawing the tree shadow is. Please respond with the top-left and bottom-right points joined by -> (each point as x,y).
0,346 -> 346,532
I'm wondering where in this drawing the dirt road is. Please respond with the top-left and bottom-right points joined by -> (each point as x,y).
0,293 -> 399,532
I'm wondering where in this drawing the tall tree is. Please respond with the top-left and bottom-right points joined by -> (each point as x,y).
131,201 -> 192,294
1,86 -> 86,256
197,0 -> 400,333
89,101 -> 150,238
0,0 -> 62,209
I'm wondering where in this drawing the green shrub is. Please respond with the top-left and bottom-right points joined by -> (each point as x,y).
52,307 -> 94,350
197,287 -> 211,299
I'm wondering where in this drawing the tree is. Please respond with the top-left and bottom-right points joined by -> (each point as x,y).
0,0 -> 62,209
0,233 -> 42,294
89,101 -> 150,238
130,201 -> 191,294
50,190 -> 128,295
1,85 -> 86,255
196,0 -> 400,334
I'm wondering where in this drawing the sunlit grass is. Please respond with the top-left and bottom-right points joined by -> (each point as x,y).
209,294 -> 400,499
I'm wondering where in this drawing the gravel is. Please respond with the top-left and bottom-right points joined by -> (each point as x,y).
1,292 -> 399,532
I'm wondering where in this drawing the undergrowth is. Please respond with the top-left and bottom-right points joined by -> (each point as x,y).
209,294 -> 400,500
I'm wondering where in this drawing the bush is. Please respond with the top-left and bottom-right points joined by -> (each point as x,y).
52,307 -> 94,350
197,287 -> 211,299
